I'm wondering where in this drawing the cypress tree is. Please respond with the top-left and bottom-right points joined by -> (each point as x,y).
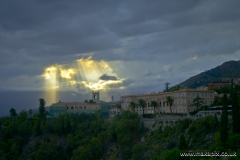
230,78 -> 234,98
39,99 -> 46,120
232,90 -> 240,133
178,134 -> 188,150
220,93 -> 228,143
34,120 -> 42,136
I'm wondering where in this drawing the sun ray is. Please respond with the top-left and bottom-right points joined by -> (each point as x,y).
42,66 -> 58,105
42,56 -> 124,102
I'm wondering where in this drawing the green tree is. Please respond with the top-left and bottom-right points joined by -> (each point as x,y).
178,134 -> 188,150
9,108 -> 17,117
230,77 -> 234,98
232,90 -> 240,133
19,110 -> 28,117
18,110 -> 28,122
39,99 -> 46,120
138,99 -> 146,114
28,109 -> 33,117
166,96 -> 174,114
162,148 -> 182,160
88,99 -> 95,103
129,102 -> 137,112
165,82 -> 170,92
132,143 -> 145,160
34,120 -> 42,136
150,101 -> 158,113
35,138 -> 67,160
220,93 -> 228,144
192,95 -> 204,110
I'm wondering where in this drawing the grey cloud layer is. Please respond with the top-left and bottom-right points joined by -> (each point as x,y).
1,0 -> 240,93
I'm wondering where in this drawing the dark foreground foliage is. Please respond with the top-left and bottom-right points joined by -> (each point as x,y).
1,108 -> 240,159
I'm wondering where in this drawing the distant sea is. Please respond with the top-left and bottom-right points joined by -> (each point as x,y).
0,90 -> 89,117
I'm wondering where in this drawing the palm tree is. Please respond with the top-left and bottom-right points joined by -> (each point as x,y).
138,99 -> 146,114
150,101 -> 158,113
166,96 -> 174,114
129,102 -> 137,112
192,95 -> 204,110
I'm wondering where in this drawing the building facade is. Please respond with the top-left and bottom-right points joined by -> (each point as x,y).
49,101 -> 101,117
121,89 -> 214,115
208,82 -> 230,90
48,92 -> 121,119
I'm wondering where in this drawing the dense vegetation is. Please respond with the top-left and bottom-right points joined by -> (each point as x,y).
1,88 -> 240,159
0,101 -> 143,160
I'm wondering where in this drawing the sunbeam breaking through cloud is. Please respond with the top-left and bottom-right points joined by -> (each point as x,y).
41,56 -> 125,103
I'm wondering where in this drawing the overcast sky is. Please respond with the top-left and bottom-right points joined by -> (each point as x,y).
1,0 -> 240,114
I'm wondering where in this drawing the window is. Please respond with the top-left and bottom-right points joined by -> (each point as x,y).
67,107 -> 68,109
84,106 -> 86,109
71,106 -> 73,109
159,102 -> 161,107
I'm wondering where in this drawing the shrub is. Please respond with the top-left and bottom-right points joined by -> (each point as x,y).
142,114 -> 156,118
152,123 -> 156,128
189,110 -> 199,115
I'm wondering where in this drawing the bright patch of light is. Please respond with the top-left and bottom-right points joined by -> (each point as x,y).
42,56 -> 125,102
42,66 -> 58,105
60,68 -> 76,79
42,67 -> 57,79
69,80 -> 77,85
80,79 -> 123,90
192,56 -> 197,60
51,86 -> 59,89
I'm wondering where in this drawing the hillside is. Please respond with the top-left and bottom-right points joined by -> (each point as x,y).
1,110 -> 240,159
177,60 -> 240,88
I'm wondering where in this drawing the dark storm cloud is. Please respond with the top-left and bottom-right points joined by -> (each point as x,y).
1,0 -> 240,109
1,0 -> 240,65
99,74 -> 118,80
